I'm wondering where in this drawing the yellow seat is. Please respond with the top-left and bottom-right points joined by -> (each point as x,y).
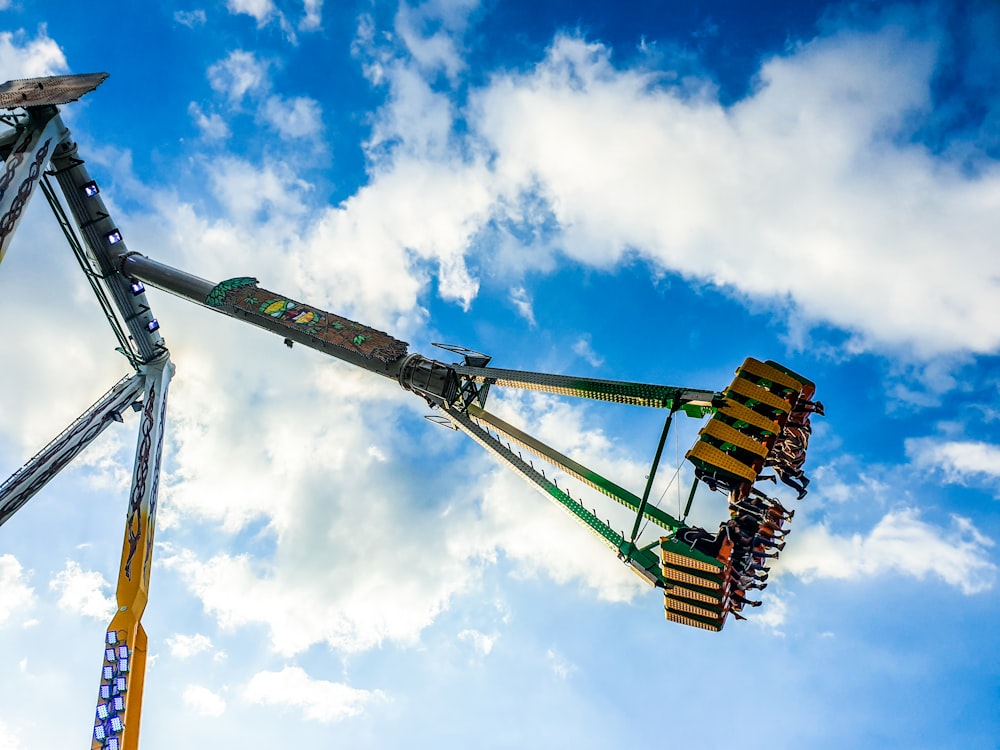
738,357 -> 804,394
727,377 -> 792,415
685,441 -> 759,483
699,419 -> 769,459
716,398 -> 780,435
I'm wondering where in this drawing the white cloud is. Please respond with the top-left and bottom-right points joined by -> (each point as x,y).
0,27 -> 67,79
75,430 -> 133,492
174,9 -> 207,28
458,628 -> 497,655
154,366 -> 654,656
572,336 -> 604,367
0,555 -> 35,625
783,509 -> 997,594
182,684 -> 227,718
149,356 -> 490,657
166,632 -> 214,659
295,154 -> 489,314
545,648 -> 575,679
0,719 -> 24,750
468,29 -> 1000,357
478,468 -> 646,603
244,666 -> 385,722
208,156 -> 311,222
260,94 -> 323,139
226,0 -> 276,27
509,286 -> 535,326
348,15 -> 1000,359
394,0 -> 477,84
300,0 -> 323,31
471,392 -> 653,603
163,533 -> 480,657
208,50 -> 270,103
750,592 -> 789,634
906,438 -> 1000,488
48,560 -> 115,620
188,102 -> 231,140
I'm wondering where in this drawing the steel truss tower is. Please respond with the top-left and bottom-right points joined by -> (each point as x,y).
1,73 -> 820,750
1,73 -> 172,750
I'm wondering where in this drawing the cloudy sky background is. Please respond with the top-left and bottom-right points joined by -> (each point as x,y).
1,0 -> 999,747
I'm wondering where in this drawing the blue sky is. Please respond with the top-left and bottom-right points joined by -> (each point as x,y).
1,1 -> 999,748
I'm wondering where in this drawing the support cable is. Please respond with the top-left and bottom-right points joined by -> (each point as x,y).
40,173 -> 141,369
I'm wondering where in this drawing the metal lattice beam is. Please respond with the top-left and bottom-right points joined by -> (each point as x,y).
452,364 -> 719,415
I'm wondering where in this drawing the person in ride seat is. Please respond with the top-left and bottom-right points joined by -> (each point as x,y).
731,591 -> 763,608
677,522 -> 734,559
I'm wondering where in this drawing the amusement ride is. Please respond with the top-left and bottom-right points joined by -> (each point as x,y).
0,73 -> 821,750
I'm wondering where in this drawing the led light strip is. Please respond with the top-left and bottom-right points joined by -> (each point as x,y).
93,630 -> 129,750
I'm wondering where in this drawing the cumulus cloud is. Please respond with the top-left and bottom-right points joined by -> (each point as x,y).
245,666 -> 385,722
226,0 -> 276,27
0,185 -> 130,453
208,50 -> 270,103
182,684 -> 227,717
208,156 -> 312,223
458,628 -> 497,655
751,592 -> 789,634
782,509 -> 996,594
155,355 -> 655,656
188,102 -> 231,140
0,27 -> 67,79
260,94 -> 323,139
906,438 -> 1000,489
468,392 -> 654,603
166,632 -> 214,659
48,560 -> 115,619
348,12 -> 1000,358
148,353 -> 492,657
293,154 -> 489,314
201,53 -> 323,141
475,29 -> 1000,356
0,555 -> 35,624
163,524 -> 482,657
393,0 -> 477,84
301,0 -> 323,31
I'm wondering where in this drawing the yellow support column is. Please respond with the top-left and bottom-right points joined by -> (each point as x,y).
91,358 -> 172,750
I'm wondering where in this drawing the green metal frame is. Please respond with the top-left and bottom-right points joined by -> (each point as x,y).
446,406 -> 667,585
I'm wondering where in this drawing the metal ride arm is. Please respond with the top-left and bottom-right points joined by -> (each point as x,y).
117,252 -> 727,593
465,404 -> 685,535
452,364 -> 719,415
0,374 -> 144,528
443,406 -> 667,588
